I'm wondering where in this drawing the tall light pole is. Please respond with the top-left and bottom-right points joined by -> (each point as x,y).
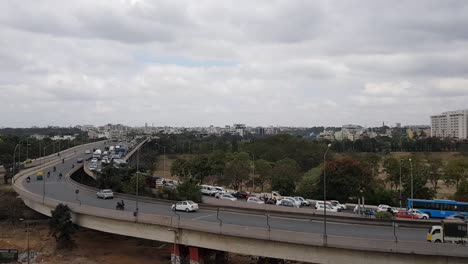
409,158 -> 414,209
399,159 -> 403,209
252,153 -> 255,191
323,143 -> 331,246
19,218 -> 30,264
135,147 -> 140,213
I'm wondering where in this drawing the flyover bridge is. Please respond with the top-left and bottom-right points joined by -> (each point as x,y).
12,141 -> 468,264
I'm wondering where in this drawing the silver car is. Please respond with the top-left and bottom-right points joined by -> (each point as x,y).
96,189 -> 114,199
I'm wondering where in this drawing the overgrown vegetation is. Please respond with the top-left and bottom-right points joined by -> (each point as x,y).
49,204 -> 77,249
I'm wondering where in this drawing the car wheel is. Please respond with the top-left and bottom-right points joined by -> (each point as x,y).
185,208 -> 189,212
435,239 -> 441,243
423,216 -> 428,220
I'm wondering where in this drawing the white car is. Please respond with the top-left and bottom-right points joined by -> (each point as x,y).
294,197 -> 310,206
330,200 -> 347,210
277,197 -> 301,207
316,203 -> 338,212
315,201 -> 341,212
277,198 -> 300,208
171,201 -> 199,212
201,185 -> 218,196
91,158 -> 98,163
96,189 -> 114,199
247,197 -> 265,204
85,150 -> 91,154
220,194 -> 237,201
408,209 -> 430,219
213,187 -> 226,198
377,204 -> 399,214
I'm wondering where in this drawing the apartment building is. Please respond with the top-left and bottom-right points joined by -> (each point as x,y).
431,109 -> 468,139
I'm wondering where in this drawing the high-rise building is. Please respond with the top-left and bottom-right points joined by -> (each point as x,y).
430,109 -> 468,139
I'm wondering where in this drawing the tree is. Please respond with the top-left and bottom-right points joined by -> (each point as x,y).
427,158 -> 444,192
176,179 -> 202,203
296,166 -> 321,198
171,159 -> 192,180
222,152 -> 251,190
49,204 -> 76,249
383,157 -> 401,190
254,159 -> 272,192
316,158 -> 374,202
122,173 -> 149,196
444,159 -> 468,190
270,158 -> 301,195
190,155 -> 212,184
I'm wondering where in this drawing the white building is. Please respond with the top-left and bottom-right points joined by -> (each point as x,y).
431,110 -> 468,139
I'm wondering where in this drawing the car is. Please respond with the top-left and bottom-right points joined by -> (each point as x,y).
294,197 -> 310,206
395,210 -> 419,219
232,191 -> 250,199
330,200 -> 347,210
407,209 -> 430,219
171,201 -> 199,212
91,158 -> 98,163
220,194 -> 237,201
76,158 -> 84,163
278,199 -> 296,208
277,198 -> 300,208
85,150 -> 91,154
201,185 -> 217,196
377,204 -> 398,214
277,197 -> 301,207
247,197 -> 265,204
445,214 -> 468,221
315,201 -> 341,212
96,189 -> 114,199
316,203 -> 338,212
213,187 -> 226,198
89,163 -> 98,171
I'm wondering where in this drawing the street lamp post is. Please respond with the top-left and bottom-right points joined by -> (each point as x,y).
409,158 -> 414,209
399,159 -> 403,209
323,143 -> 331,246
252,153 -> 255,191
19,218 -> 30,264
135,147 -> 140,213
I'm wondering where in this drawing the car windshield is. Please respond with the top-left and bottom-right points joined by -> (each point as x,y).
187,201 -> 195,205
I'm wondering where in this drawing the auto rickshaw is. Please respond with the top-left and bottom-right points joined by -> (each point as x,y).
36,171 -> 44,180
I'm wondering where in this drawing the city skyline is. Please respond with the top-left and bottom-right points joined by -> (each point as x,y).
1,1 -> 468,127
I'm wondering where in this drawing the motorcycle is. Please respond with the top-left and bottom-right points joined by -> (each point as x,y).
116,200 -> 125,210
26,176 -> 31,183
53,166 -> 56,172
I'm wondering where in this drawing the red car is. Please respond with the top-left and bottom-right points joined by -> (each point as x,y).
395,210 -> 419,219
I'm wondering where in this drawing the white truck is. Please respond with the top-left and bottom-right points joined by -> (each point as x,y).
260,191 -> 282,201
427,220 -> 468,244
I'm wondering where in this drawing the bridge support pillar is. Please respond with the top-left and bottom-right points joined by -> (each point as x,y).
171,244 -> 181,264
189,246 -> 201,264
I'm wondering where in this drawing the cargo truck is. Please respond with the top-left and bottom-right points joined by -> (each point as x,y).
427,220 -> 468,244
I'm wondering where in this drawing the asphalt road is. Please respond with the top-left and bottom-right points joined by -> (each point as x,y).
21,143 -> 428,242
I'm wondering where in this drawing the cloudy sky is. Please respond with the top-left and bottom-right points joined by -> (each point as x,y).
1,0 -> 468,128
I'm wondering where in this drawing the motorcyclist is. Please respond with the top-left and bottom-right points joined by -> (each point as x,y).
47,171 -> 50,178
58,172 -> 63,180
62,158 -> 65,163
53,166 -> 56,172
72,164 -> 75,169
26,176 -> 31,182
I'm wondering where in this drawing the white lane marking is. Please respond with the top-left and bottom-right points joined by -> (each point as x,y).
192,213 -> 216,220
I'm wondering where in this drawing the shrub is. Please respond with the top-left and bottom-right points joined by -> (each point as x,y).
375,211 -> 394,219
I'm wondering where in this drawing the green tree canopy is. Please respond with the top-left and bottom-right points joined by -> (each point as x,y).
316,158 -> 374,202
222,152 -> 251,190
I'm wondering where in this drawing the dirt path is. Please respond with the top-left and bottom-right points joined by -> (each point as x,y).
0,222 -> 171,264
